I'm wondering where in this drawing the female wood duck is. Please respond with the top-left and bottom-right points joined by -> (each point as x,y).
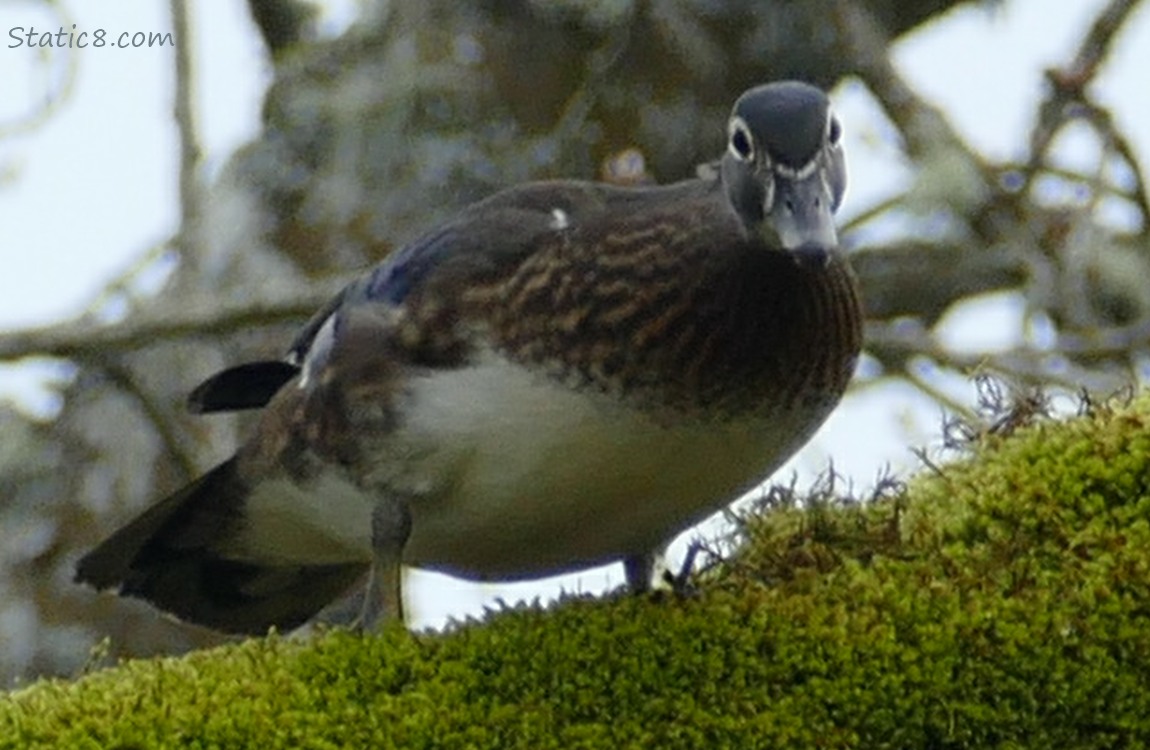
77,81 -> 863,635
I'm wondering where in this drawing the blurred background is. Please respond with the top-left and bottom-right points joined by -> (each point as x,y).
1,0 -> 1148,685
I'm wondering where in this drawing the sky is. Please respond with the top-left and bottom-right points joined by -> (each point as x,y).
1,0 -> 1148,630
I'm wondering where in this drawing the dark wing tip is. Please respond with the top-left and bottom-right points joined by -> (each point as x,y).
75,459 -> 245,592
75,458 -> 365,635
187,361 -> 299,414
120,558 -> 366,636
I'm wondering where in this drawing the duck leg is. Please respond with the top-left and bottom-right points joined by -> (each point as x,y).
359,494 -> 413,630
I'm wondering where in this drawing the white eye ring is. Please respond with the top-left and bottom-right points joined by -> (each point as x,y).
728,117 -> 754,162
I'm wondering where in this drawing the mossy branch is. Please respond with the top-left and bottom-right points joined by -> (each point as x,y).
4,388 -> 1150,747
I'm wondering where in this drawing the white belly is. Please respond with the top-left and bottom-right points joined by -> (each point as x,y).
234,356 -> 825,581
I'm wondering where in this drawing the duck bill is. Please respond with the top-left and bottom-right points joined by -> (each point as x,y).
767,174 -> 838,267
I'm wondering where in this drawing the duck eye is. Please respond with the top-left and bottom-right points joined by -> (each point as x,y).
827,115 -> 842,146
728,120 -> 754,161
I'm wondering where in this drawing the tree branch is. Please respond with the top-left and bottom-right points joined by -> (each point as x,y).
0,281 -> 346,364
1026,0 -> 1149,222
246,0 -> 316,61
169,0 -> 205,278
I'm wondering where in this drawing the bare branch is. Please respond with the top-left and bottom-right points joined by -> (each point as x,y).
169,0 -> 205,278
0,281 -> 346,364
1063,0 -> 1145,82
0,2 -> 80,138
246,0 -> 317,60
1083,102 -> 1150,238
850,241 -> 1027,323
1026,0 -> 1147,193
865,321 -> 1133,394
97,359 -> 199,479
830,0 -> 992,180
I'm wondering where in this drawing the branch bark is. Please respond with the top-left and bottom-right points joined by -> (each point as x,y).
0,282 -> 343,364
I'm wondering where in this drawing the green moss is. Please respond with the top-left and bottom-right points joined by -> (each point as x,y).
5,392 -> 1150,748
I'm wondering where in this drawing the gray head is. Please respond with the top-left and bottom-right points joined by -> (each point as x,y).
720,81 -> 846,265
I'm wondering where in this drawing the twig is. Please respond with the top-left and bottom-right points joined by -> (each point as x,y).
81,242 -> 174,319
0,3 -> 79,138
829,0 -> 1014,248
169,0 -> 205,278
246,0 -> 316,60
867,330 -> 1130,395
840,193 -> 905,234
829,0 -> 992,180
0,280 -> 347,363
1025,0 -> 1146,188
97,359 -> 199,479
1083,102 -> 1150,238
903,363 -> 978,422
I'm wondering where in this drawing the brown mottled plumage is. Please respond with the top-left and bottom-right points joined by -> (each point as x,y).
77,81 -> 863,635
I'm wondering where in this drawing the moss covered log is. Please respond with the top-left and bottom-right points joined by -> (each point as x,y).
3,390 -> 1150,748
